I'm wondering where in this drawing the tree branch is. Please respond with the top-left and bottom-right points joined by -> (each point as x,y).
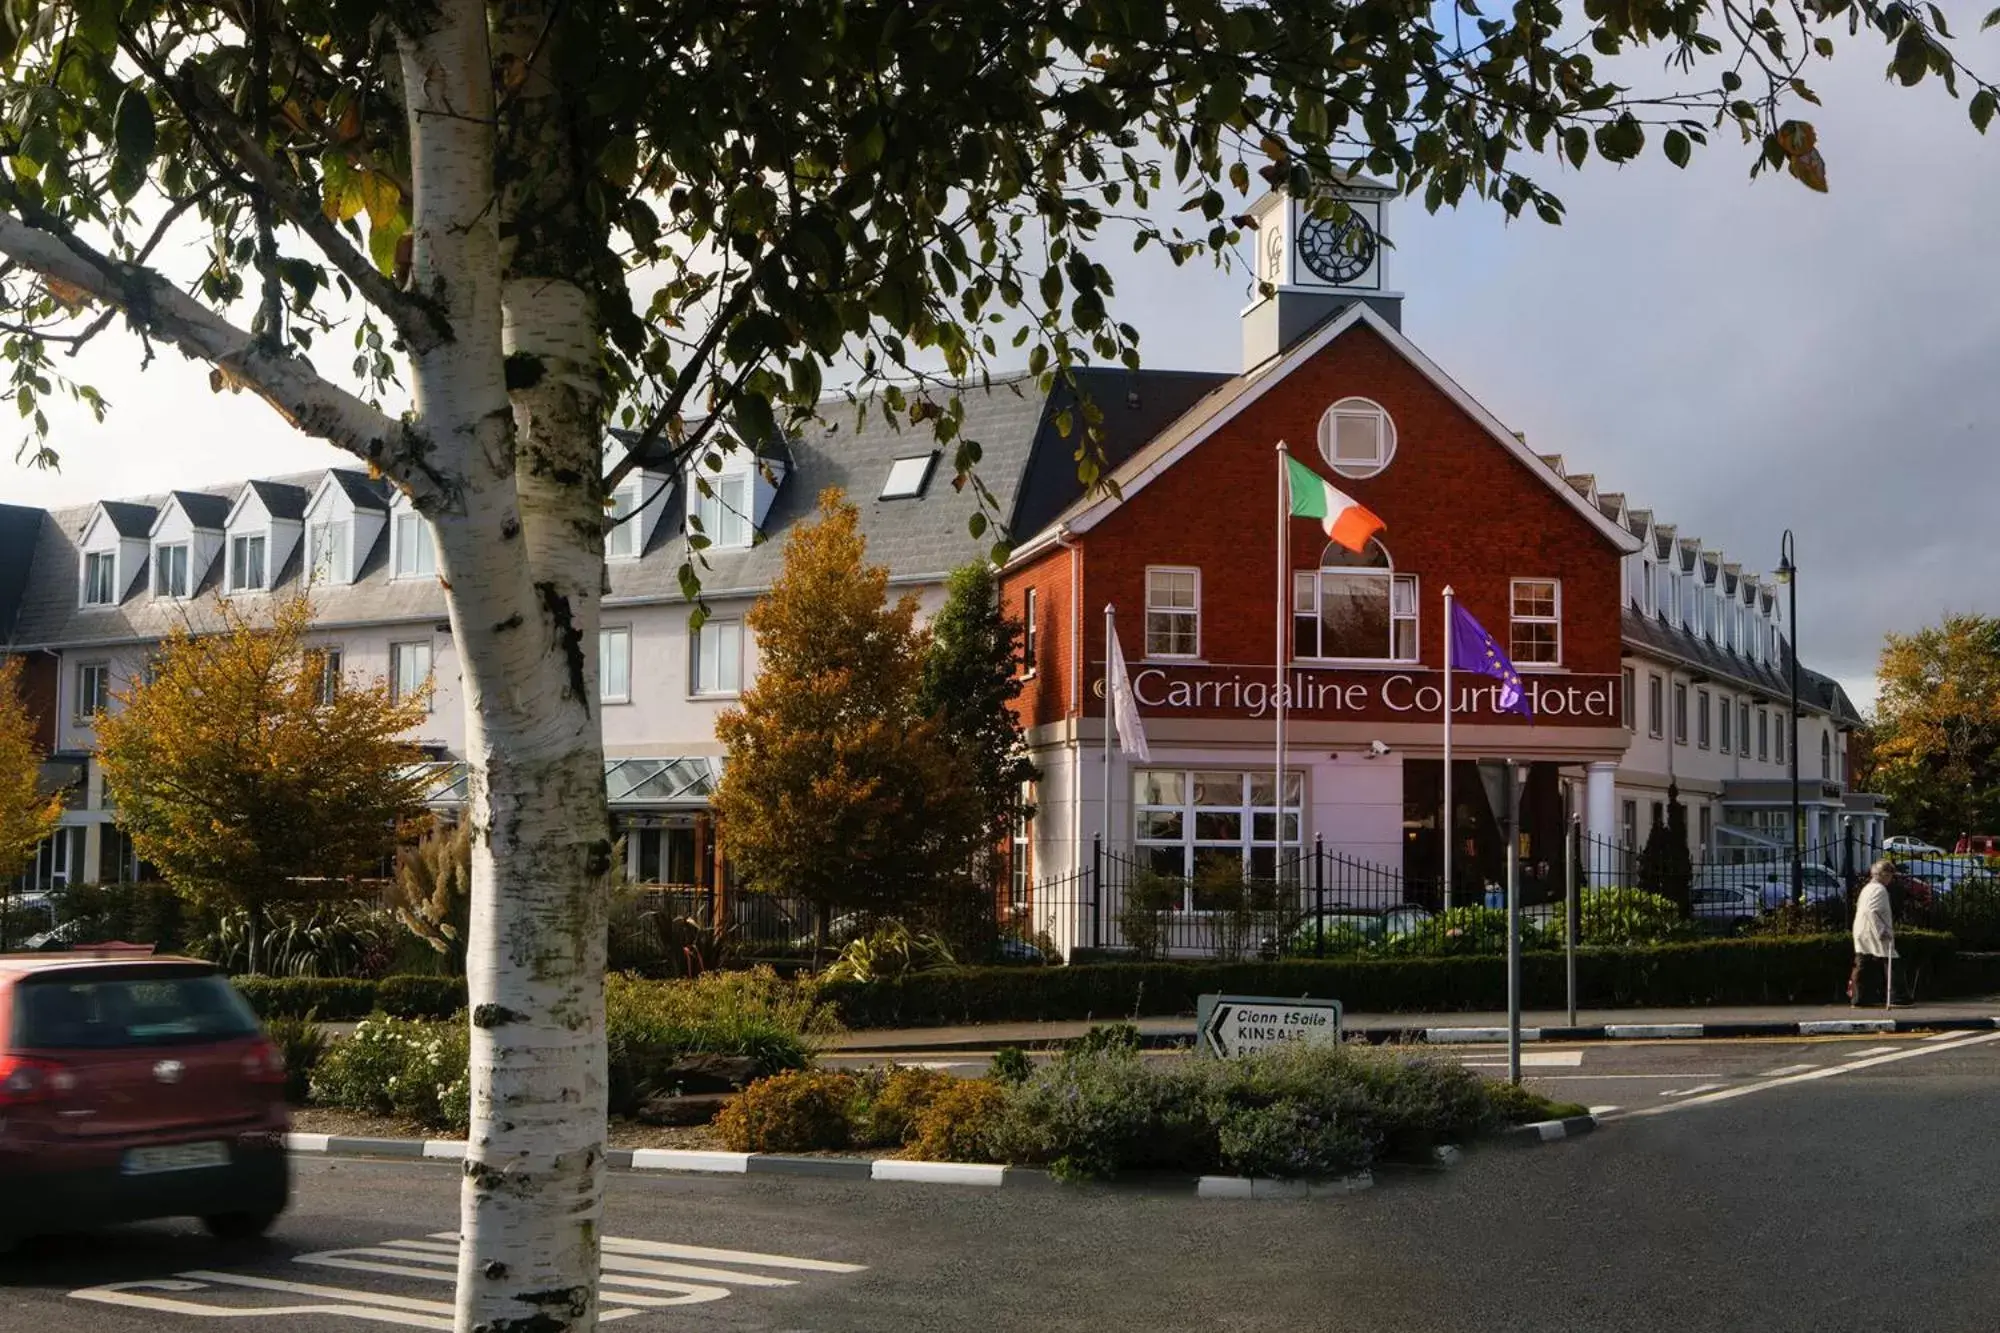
0,199 -> 432,495
149,53 -> 452,355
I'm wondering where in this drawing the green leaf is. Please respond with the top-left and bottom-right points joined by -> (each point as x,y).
1985,5 -> 2000,29
367,211 -> 407,277
1893,24 -> 1930,85
1972,88 -> 1996,132
113,84 -> 156,174
357,171 -> 400,227
1664,129 -> 1691,168
1563,126 -> 1588,169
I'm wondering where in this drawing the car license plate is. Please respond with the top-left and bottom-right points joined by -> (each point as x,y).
122,1141 -> 230,1175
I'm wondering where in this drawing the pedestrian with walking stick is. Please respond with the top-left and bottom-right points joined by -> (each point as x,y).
1849,860 -> 1896,1007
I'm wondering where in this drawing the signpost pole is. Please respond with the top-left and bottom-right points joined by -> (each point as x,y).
1565,810 -> 1579,1028
1442,586 -> 1454,912
1506,760 -> 1522,1086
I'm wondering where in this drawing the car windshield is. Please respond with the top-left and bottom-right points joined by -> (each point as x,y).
11,968 -> 261,1050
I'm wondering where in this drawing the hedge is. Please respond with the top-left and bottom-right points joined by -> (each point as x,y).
233,974 -> 464,1021
821,931 -> 1976,1028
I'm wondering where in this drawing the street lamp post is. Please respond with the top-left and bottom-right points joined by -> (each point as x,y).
1777,531 -> 1801,907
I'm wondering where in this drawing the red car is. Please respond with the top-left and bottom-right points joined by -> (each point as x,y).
1955,834 -> 2000,857
0,954 -> 290,1247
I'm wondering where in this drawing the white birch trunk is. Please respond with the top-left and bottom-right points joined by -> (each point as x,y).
396,4 -> 610,1330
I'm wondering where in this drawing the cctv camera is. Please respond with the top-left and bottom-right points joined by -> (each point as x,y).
1368,740 -> 1392,757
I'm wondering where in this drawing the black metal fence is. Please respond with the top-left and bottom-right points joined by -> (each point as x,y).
995,833 -> 2000,962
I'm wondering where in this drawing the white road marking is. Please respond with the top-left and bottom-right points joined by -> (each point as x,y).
1587,1105 -> 1621,1116
1617,1030 -> 2000,1120
1459,1050 -> 1584,1068
1759,1063 -> 1819,1077
1505,1073 -> 1723,1081
1660,1083 -> 1728,1098
1924,1029 -> 1968,1040
69,1232 -> 867,1328
1845,1045 -> 1900,1059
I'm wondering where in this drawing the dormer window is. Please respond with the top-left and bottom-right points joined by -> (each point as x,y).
82,551 -> 116,606
605,482 -> 642,560
393,510 -> 437,578
308,519 -> 350,585
154,543 -> 190,598
694,474 -> 750,549
229,533 -> 267,592
881,454 -> 937,501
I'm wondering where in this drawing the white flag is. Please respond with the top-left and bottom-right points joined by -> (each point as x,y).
1107,624 -> 1151,761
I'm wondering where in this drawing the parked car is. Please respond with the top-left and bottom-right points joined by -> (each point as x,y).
0,954 -> 290,1248
1265,905 -> 1433,957
1893,855 -> 1976,894
1954,834 -> 2000,858
1689,885 -> 1762,934
1885,836 -> 1948,857
1694,863 -> 1847,912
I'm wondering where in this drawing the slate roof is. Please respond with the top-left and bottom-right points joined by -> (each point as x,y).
168,489 -> 233,531
331,469 -> 390,511
245,479 -> 310,522
604,372 -> 1068,601
1622,608 -> 1860,725
0,502 -> 44,639
98,499 -> 157,539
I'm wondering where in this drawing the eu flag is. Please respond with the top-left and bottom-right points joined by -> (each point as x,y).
1449,602 -> 1534,719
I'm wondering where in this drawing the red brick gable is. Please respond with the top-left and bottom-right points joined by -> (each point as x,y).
1063,322 -> 1625,710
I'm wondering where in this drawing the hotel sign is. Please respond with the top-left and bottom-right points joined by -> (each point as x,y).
1093,663 -> 1620,727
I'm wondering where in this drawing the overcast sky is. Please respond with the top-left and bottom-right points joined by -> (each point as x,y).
7,36 -> 1996,711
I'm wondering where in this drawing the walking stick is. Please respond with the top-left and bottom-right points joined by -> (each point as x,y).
1885,951 -> 1894,1010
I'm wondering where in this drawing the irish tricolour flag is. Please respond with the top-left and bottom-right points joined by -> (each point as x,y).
1284,453 -> 1384,553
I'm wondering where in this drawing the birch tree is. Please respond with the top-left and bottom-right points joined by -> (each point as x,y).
0,2 -> 1987,1328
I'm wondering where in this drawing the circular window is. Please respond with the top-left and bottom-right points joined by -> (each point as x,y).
1316,397 -> 1396,479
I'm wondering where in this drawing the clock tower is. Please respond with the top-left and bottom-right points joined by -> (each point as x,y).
1241,174 -> 1404,370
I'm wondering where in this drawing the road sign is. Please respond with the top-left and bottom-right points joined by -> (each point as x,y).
1196,994 -> 1343,1058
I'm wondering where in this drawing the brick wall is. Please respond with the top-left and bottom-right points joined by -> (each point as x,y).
1069,323 -> 1627,719
4,651 -> 58,753
1001,544 -> 1078,730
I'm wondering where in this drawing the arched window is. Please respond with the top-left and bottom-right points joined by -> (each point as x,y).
1292,538 -> 1417,662
1316,397 -> 1396,479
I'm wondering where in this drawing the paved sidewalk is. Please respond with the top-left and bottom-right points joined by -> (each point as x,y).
828,997 -> 2000,1051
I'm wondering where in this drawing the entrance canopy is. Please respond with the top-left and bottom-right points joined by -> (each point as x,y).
405,757 -> 724,812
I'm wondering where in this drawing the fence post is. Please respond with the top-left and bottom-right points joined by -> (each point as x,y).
1314,834 -> 1326,959
1091,834 -> 1103,952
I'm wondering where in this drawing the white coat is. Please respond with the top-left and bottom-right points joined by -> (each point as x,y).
1853,882 -> 1896,959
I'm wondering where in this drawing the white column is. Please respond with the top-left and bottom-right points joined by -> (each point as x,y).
1584,761 -> 1619,887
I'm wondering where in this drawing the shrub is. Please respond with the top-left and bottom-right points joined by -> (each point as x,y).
1116,869 -> 1184,962
1747,899 -> 1847,938
821,931 -> 1968,1028
1937,877 -> 2000,950
1482,1080 -> 1590,1126
987,1046 -> 1034,1085
994,1046 -> 1210,1181
1070,1021 -> 1143,1056
196,900 -> 400,978
1213,1097 -> 1376,1179
379,974 -> 467,1019
236,975 -> 379,1019
853,1065 -> 954,1147
310,1016 -> 469,1131
1378,906 -> 1514,957
714,1070 -> 860,1153
1551,887 -> 1693,947
261,1013 -> 328,1104
904,1079 -> 1011,1163
820,923 -> 958,984
604,968 -> 839,1116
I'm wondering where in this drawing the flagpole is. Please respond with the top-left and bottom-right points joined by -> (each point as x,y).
1275,443 -> 1289,886
1442,584 -> 1455,912
1103,603 -> 1115,858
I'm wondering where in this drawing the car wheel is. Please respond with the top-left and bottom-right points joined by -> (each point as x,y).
204,1211 -> 281,1242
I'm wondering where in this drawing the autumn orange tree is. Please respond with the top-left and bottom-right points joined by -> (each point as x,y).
713,490 -> 983,938
94,594 -> 434,973
0,656 -> 64,889
1868,614 -> 2000,843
